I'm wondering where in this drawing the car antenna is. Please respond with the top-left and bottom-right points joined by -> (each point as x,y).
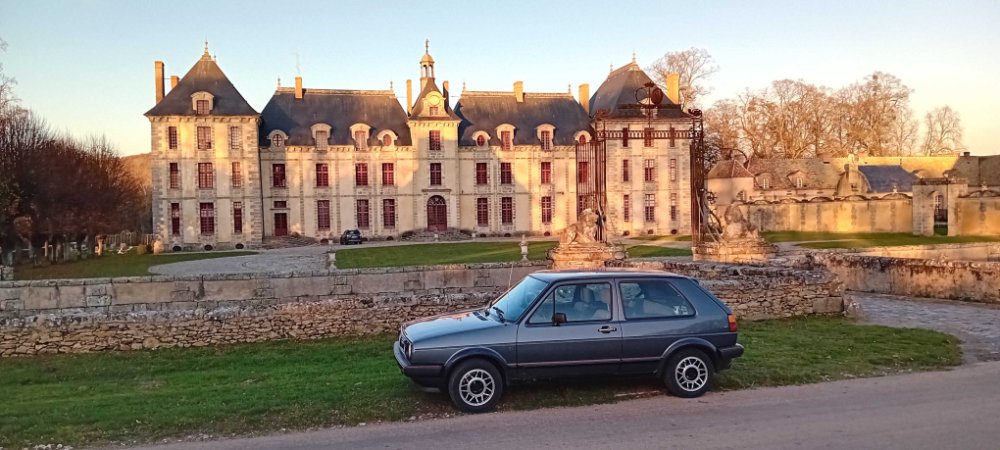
508,262 -> 514,289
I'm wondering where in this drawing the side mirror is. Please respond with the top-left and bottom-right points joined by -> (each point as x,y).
552,313 -> 567,326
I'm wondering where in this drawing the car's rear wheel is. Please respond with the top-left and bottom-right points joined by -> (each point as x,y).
664,348 -> 714,398
447,359 -> 503,413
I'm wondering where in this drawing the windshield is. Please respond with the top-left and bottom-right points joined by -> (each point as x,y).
489,275 -> 548,322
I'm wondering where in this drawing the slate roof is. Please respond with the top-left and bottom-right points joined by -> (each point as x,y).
454,91 -> 591,146
259,88 -> 411,146
589,62 -> 689,120
857,165 -> 918,193
745,158 -> 845,190
145,52 -> 257,117
409,78 -> 459,120
707,160 -> 754,179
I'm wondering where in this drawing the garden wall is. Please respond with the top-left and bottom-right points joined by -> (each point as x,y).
818,253 -> 1000,304
740,197 -> 913,233
0,265 -> 11,281
0,259 -> 843,357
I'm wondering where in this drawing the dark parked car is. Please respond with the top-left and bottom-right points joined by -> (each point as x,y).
340,229 -> 363,245
394,270 -> 744,413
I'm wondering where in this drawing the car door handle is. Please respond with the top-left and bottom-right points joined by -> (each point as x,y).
598,325 -> 618,334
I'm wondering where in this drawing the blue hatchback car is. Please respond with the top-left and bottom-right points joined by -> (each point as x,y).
395,270 -> 744,412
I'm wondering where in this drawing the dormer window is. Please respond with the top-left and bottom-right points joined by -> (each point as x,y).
574,131 -> 591,145
536,124 -> 555,151
268,130 -> 287,148
377,130 -> 398,148
315,130 -> 329,148
429,106 -> 439,116
382,134 -> 392,147
350,123 -> 371,151
191,91 -> 214,115
761,177 -> 770,189
477,135 -> 486,147
472,131 -> 489,148
795,177 -> 804,189
496,124 -> 515,151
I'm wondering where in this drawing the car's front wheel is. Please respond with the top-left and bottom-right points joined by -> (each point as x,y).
447,359 -> 503,413
664,348 -> 714,398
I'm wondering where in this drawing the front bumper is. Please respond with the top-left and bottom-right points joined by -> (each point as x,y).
716,343 -> 745,370
393,341 -> 444,387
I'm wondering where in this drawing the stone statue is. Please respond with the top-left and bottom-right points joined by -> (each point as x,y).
561,208 -> 600,245
721,205 -> 760,240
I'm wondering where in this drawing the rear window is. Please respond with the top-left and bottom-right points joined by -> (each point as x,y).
620,279 -> 696,320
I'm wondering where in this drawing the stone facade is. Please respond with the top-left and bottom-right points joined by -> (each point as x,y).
0,259 -> 842,357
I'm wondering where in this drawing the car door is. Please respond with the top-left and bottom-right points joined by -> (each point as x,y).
618,278 -> 703,375
516,281 -> 622,379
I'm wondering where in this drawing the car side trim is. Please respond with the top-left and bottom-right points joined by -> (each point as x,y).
517,358 -> 620,368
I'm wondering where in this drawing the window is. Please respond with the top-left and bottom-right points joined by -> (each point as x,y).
540,130 -> 552,150
476,135 -> 486,147
273,200 -> 287,209
761,177 -> 770,189
669,126 -> 677,148
501,130 -> 512,151
501,197 -> 514,224
271,134 -> 285,147
623,194 -> 631,221
197,162 -> 214,189
736,191 -> 746,202
196,100 -> 209,115
197,126 -> 212,150
541,161 -> 552,184
356,199 -> 370,228
429,106 -> 439,116
644,159 -> 656,182
500,162 -> 512,185
795,177 -> 804,189
229,126 -> 241,150
382,163 -> 394,186
355,164 -> 369,186
317,200 -> 330,230
621,127 -> 629,147
169,163 -> 179,189
476,163 -> 488,185
272,164 -> 286,188
231,162 -> 242,188
527,283 -> 612,324
541,196 -> 552,224
578,134 -> 587,144
477,198 -> 489,226
669,159 -> 677,182
233,202 -> 243,234
430,163 -> 442,186
429,130 -> 441,151
199,203 -> 215,235
170,203 -> 181,236
643,127 -> 654,148
578,161 -> 589,184
353,130 -> 366,150
316,130 -> 329,149
622,159 -> 630,182
644,194 -> 655,222
670,193 -> 678,220
316,164 -> 329,187
168,126 -> 178,150
383,199 -> 396,228
620,280 -> 695,319
382,134 -> 393,147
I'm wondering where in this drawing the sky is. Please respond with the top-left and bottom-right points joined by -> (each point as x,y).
1,0 -> 998,156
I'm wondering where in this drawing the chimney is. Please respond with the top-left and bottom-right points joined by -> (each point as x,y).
514,81 -> 524,103
442,80 -> 449,103
154,61 -> 165,103
666,73 -> 680,104
578,83 -> 590,114
295,76 -> 303,99
170,75 -> 179,89
406,79 -> 413,114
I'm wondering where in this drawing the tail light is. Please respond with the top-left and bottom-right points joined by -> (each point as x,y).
727,314 -> 738,332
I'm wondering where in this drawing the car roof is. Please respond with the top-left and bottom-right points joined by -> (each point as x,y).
528,269 -> 691,283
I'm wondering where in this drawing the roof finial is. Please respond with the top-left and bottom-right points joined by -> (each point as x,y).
277,77 -> 281,88
610,63 -> 613,73
462,80 -> 467,91
425,39 -> 430,54
390,80 -> 394,90
632,51 -> 637,64
204,38 -> 209,54
568,83 -> 572,94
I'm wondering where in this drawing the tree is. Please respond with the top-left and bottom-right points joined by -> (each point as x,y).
647,47 -> 718,107
838,72 -> 914,156
921,106 -> 965,155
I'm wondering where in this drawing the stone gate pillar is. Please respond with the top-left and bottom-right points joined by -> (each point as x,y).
912,178 -> 968,236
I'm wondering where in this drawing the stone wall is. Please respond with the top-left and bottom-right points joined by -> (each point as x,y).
738,196 -> 913,233
818,253 -> 1000,304
953,194 -> 1000,236
0,265 -> 11,281
0,259 -> 843,357
847,242 -> 1000,262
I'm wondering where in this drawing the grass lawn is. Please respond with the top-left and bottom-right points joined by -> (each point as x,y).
626,245 -> 692,258
335,241 -> 559,269
0,316 -> 960,448
14,251 -> 256,280
762,231 -> 1000,248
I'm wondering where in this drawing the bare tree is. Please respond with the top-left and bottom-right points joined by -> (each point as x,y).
839,72 -> 914,156
921,106 -> 965,155
647,47 -> 718,107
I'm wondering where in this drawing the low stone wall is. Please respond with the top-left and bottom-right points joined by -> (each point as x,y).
0,265 -> 11,281
818,253 -> 1000,304
0,259 -> 843,357
848,242 -> 1000,262
620,259 -> 844,320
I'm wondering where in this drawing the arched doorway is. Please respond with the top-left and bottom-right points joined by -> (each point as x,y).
427,196 -> 448,231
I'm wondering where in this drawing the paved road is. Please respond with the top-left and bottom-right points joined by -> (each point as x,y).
125,361 -> 1000,450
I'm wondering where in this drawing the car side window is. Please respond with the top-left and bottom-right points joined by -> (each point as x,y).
620,280 -> 696,320
527,282 -> 613,324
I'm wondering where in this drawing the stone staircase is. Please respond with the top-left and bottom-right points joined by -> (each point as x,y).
261,235 -> 321,249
